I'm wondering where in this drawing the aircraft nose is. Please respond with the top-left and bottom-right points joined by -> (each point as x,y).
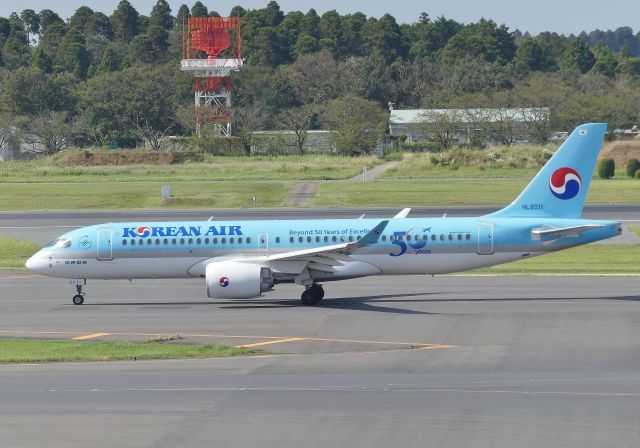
25,253 -> 49,274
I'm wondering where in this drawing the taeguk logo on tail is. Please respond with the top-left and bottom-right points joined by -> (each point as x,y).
219,277 -> 230,287
549,167 -> 582,200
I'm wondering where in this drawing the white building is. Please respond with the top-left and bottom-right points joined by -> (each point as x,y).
389,107 -> 550,144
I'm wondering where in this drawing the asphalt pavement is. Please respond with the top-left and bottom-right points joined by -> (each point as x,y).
1,273 -> 639,447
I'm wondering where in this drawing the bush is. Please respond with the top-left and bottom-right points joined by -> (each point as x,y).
598,158 -> 615,178
626,158 -> 640,178
399,141 -> 442,152
636,170 -> 640,179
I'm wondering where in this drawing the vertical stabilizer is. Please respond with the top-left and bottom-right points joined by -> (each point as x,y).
487,123 -> 607,219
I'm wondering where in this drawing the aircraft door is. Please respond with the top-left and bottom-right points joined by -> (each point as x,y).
477,223 -> 494,255
258,232 -> 268,250
96,227 -> 113,261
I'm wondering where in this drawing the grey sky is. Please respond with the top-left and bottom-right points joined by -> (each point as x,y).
1,1 -> 638,35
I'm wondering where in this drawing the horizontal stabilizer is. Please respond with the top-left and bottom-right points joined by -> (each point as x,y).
531,224 -> 604,240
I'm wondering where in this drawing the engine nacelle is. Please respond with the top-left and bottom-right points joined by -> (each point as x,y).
206,261 -> 274,299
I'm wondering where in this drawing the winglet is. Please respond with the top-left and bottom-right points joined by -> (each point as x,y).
356,220 -> 389,246
393,208 -> 411,219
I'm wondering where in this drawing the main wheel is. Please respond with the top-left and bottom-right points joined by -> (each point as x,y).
72,295 -> 85,305
301,284 -> 324,306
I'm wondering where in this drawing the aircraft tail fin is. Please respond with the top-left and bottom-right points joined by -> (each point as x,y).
487,123 -> 607,219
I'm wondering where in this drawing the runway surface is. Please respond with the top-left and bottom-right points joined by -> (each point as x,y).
2,205 -> 640,244
1,273 -> 640,447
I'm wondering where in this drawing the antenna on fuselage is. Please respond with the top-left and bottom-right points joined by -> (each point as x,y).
207,216 -> 214,221
358,214 -> 366,219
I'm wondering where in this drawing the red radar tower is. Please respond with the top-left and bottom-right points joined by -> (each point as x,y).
181,16 -> 242,136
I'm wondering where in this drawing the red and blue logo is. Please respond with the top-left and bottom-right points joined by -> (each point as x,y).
219,276 -> 230,287
136,226 -> 151,237
549,167 -> 582,200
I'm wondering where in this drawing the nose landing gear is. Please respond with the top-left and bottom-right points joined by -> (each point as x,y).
70,279 -> 86,305
301,283 -> 324,306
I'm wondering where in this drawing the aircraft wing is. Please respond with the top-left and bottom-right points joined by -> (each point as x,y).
531,224 -> 604,240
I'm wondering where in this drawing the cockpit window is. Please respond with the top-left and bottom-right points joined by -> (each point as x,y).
44,238 -> 71,249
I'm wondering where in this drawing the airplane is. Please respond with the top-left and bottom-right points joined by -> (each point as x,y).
26,123 -> 622,306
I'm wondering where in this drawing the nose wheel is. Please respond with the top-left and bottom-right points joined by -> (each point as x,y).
70,279 -> 86,305
301,283 -> 324,306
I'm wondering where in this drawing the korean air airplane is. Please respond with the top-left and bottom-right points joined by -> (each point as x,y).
26,123 -> 621,306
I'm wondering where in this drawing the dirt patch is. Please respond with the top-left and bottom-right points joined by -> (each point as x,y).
53,150 -> 204,166
600,140 -> 640,167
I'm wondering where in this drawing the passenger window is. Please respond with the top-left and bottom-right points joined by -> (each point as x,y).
275,237 -> 280,243
466,234 -> 471,240
204,238 -> 209,244
298,237 -> 303,243
230,237 -> 235,244
122,240 -> 127,246
406,235 -> 411,241
324,236 -> 328,242
172,238 -> 176,245
332,236 -> 337,242
440,234 -> 445,241
316,236 -> 320,243
213,238 -> 218,244
340,236 -> 345,242
307,236 -> 312,243
155,239 -> 160,245
140,239 -> 144,246
147,239 -> 152,245
197,238 -> 201,244
457,234 -> 462,240
238,237 -> 243,244
246,238 -> 251,244
348,235 -> 353,242
448,234 -> 453,240
179,238 -> 185,245
164,239 -> 169,245
131,240 -> 136,246
221,238 -> 226,244
431,234 -> 436,241
188,238 -> 193,245
382,235 -> 387,241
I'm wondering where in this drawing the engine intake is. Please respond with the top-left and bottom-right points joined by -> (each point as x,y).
206,261 -> 273,299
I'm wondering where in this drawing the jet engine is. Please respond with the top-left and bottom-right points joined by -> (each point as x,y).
206,261 -> 274,299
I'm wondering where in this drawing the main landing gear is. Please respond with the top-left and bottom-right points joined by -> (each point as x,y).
301,283 -> 324,306
70,279 -> 86,305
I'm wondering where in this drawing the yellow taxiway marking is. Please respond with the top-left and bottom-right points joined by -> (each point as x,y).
71,333 -> 111,341
236,337 -> 306,348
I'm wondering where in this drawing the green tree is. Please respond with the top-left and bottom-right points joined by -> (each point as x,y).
57,28 -> 90,78
563,39 -> 596,73
2,36 -> 31,70
38,9 -> 64,32
293,34 -> 319,58
590,43 -> 617,77
97,46 -> 119,72
191,1 -> 208,17
626,158 -> 640,178
111,0 -> 140,42
68,6 -> 94,33
514,38 -> 554,72
86,12 -> 113,38
175,4 -> 190,28
323,95 -> 386,155
598,158 -> 615,179
124,34 -> 155,65
276,105 -> 316,154
31,46 -> 52,72
147,25 -> 169,58
361,14 -> 405,63
39,22 -> 66,61
617,57 -> 640,77
150,0 -> 173,30
300,8 -> 320,39
20,9 -> 40,36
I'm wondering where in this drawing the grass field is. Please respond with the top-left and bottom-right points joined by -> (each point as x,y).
469,244 -> 640,275
312,179 -> 640,207
0,181 -> 289,210
0,236 -> 40,270
0,338 -> 253,363
0,154 -> 381,183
